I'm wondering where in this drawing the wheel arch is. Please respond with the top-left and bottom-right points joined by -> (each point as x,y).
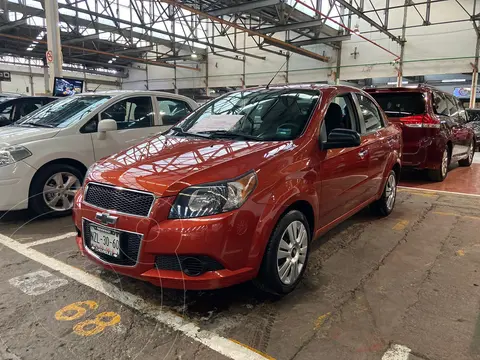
28,158 -> 88,198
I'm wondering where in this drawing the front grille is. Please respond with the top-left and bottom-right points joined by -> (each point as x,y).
83,220 -> 142,266
85,183 -> 154,217
155,255 -> 224,277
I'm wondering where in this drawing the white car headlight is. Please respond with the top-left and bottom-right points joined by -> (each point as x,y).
169,171 -> 257,219
0,145 -> 32,167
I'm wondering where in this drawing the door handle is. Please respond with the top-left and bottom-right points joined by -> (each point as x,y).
358,149 -> 369,159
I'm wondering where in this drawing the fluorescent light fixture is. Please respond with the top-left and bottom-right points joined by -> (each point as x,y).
387,81 -> 408,85
191,53 -> 198,59
441,78 -> 466,83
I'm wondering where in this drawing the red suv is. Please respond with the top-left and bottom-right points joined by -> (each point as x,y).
366,85 -> 476,181
73,85 -> 401,294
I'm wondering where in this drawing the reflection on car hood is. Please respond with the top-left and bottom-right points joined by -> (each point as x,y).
0,126 -> 60,146
465,121 -> 480,135
89,135 -> 295,196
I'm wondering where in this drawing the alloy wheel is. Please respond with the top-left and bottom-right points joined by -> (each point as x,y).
276,220 -> 308,285
468,141 -> 475,162
441,149 -> 448,178
43,172 -> 80,212
385,173 -> 397,211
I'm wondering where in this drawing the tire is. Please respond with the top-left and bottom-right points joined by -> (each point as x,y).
371,170 -> 397,217
29,163 -> 84,217
254,210 -> 311,295
459,140 -> 475,167
428,146 -> 449,182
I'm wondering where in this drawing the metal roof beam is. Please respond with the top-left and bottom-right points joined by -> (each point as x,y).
289,34 -> 352,46
209,0 -> 282,16
63,34 -> 100,44
256,19 -> 325,33
333,0 -> 402,44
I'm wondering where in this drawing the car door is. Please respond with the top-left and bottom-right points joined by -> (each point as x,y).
318,92 -> 371,228
90,96 -> 158,160
445,94 -> 469,156
354,92 -> 390,195
432,91 -> 459,156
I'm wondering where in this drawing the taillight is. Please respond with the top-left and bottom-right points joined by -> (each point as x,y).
400,114 -> 440,128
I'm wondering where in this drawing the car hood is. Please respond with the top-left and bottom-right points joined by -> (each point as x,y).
0,125 -> 60,146
88,135 -> 295,196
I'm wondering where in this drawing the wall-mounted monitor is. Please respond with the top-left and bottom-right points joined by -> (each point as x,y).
53,77 -> 84,97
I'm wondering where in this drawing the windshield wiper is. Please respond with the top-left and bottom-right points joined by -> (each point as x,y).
201,130 -> 262,141
17,122 -> 54,128
171,126 -> 212,140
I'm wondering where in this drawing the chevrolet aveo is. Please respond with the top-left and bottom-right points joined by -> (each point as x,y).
73,85 -> 402,294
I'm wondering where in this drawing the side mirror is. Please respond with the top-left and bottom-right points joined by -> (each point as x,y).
321,128 -> 361,150
97,119 -> 117,140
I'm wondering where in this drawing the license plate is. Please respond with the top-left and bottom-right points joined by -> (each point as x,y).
90,224 -> 121,258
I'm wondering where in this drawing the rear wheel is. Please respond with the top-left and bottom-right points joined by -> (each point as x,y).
428,147 -> 449,182
29,164 -> 83,217
254,210 -> 310,295
371,170 -> 397,216
459,140 -> 475,167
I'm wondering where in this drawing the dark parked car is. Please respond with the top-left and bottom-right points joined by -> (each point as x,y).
0,96 -> 57,126
465,108 -> 480,150
366,85 -> 476,181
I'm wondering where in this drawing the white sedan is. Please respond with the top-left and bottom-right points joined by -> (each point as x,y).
0,90 -> 198,216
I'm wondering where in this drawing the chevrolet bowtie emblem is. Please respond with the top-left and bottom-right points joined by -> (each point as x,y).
95,212 -> 118,225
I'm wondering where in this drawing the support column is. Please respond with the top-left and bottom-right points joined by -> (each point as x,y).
335,43 -> 342,85
43,66 -> 49,93
396,0 -> 408,87
470,32 -> 480,109
29,60 -> 34,95
45,0 -> 62,92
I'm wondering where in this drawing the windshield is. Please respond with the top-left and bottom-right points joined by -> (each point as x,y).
173,89 -> 320,141
0,97 -> 15,104
15,95 -> 111,128
370,92 -> 426,116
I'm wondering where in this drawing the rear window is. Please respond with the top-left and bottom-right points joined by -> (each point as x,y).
369,92 -> 426,117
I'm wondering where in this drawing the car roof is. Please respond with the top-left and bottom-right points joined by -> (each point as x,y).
227,84 -> 363,94
76,90 -> 197,104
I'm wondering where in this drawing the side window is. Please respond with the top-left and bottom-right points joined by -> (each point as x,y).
101,96 -> 153,130
157,98 -> 192,126
433,92 -> 449,116
0,103 -> 13,122
15,100 -> 43,120
321,93 -> 359,139
456,98 -> 467,122
355,93 -> 384,133
445,95 -> 459,117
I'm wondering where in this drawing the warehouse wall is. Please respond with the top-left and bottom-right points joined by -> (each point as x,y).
122,0 -> 476,90
0,63 -> 120,95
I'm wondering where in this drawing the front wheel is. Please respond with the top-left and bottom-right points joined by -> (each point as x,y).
371,170 -> 397,216
29,164 -> 83,217
428,147 -> 449,182
254,210 -> 310,295
459,140 -> 475,167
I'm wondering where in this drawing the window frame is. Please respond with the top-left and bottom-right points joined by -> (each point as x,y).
99,95 -> 155,131
354,92 -> 385,135
156,97 -> 193,126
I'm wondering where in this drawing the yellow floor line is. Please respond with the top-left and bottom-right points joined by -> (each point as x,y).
228,339 -> 276,360
392,220 -> 409,231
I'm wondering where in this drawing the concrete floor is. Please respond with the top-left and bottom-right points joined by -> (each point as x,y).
1,163 -> 480,360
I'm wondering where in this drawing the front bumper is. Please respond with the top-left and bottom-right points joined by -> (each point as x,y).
0,161 -> 36,211
73,191 -> 261,290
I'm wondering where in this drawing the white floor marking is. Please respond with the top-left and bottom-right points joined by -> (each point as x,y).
382,344 -> 411,360
399,186 -> 480,198
25,232 -> 77,248
0,233 -> 268,360
8,270 -> 68,296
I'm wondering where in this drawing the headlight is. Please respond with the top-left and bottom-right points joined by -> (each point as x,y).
169,171 -> 257,219
0,145 -> 32,167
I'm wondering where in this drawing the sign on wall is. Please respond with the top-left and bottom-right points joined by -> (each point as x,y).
0,71 -> 11,82
453,87 -> 480,98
